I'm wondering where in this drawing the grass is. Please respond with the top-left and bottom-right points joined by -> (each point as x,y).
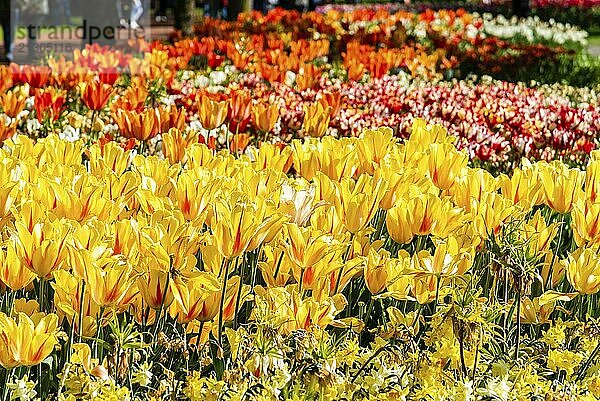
589,35 -> 600,46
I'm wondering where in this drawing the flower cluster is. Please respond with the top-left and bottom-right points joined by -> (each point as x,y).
0,120 -> 599,400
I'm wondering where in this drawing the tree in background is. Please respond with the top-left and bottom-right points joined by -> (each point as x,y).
228,0 -> 251,20
512,0 -> 530,17
174,0 -> 194,36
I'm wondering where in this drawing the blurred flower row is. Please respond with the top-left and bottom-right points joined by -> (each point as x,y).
2,59 -> 598,171
0,120 -> 599,400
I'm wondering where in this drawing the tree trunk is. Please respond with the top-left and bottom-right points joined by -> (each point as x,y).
174,0 -> 195,36
228,0 -> 252,20
512,0 -> 530,17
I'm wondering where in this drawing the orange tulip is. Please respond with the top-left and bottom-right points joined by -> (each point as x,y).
197,96 -> 228,131
318,92 -> 342,119
34,87 -> 66,123
0,66 -> 12,92
0,90 -> 27,118
229,133 -> 251,153
0,121 -> 17,143
81,81 -> 113,111
111,81 -> 148,112
228,90 -> 252,123
346,61 -> 366,81
158,105 -> 187,133
252,103 -> 279,133
113,108 -> 161,141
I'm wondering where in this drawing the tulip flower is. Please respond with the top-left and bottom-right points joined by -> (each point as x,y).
34,87 -> 66,123
355,127 -> 395,175
251,103 -> 279,134
174,170 -> 217,221
539,163 -> 584,214
563,247 -> 600,295
515,291 -> 576,325
499,167 -> 542,207
13,218 -> 71,280
0,121 -> 17,143
0,90 -> 27,118
81,81 -> 114,111
197,96 -> 228,131
230,133 -> 251,153
228,90 -> 252,125
573,202 -> 600,246
137,268 -> 174,310
386,192 -> 442,244
0,312 -> 60,368
169,274 -> 235,324
113,108 -> 162,142
339,174 -> 387,234
0,245 -> 36,291
84,259 -> 138,308
162,128 -> 199,164
284,223 -> 341,271
364,248 -> 390,295
428,143 -> 468,191
158,105 -> 187,134
318,92 -> 342,119
302,102 -> 331,138
212,194 -> 279,259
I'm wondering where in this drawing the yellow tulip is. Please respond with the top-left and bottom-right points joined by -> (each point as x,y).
410,237 -> 474,278
162,128 -> 199,164
572,201 -> 600,246
516,291 -> 576,325
291,139 -> 321,181
137,268 -> 174,310
386,191 -> 442,244
169,274 -> 239,324
339,174 -> 387,234
563,248 -> 600,295
405,118 -> 454,156
284,223 -> 341,270
258,244 -> 293,287
585,159 -> 600,203
0,312 -> 60,368
451,168 -> 498,210
356,127 -> 395,175
319,137 -> 359,181
13,218 -> 71,280
302,102 -> 331,138
294,293 -> 347,331
0,245 -> 36,291
499,166 -> 542,208
470,192 -> 515,240
212,193 -> 278,259
427,143 -> 468,191
52,269 -> 99,336
364,248 -> 390,295
539,162 -> 584,214
86,141 -> 132,176
522,210 -> 559,256
251,143 -> 293,173
84,259 -> 138,308
174,170 -> 216,222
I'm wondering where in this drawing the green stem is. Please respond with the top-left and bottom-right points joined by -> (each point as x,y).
217,258 -> 232,346
545,213 -> 565,290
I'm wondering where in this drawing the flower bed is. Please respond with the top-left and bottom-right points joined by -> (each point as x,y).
0,120 -> 600,400
317,1 -> 600,34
